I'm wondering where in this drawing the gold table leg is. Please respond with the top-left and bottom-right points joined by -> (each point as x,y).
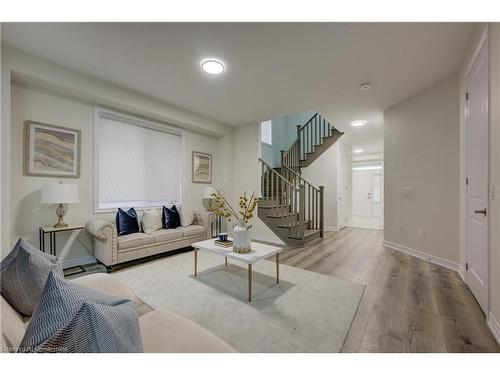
194,248 -> 198,277
276,253 -> 280,284
248,264 -> 252,302
225,257 -> 228,267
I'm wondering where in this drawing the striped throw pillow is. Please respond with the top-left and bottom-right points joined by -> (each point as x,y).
19,271 -> 143,353
0,238 -> 63,316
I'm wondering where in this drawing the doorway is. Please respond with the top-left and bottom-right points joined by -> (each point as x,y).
465,36 -> 489,313
351,164 -> 384,230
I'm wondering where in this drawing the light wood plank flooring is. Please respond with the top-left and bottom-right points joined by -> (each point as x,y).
277,227 -> 500,353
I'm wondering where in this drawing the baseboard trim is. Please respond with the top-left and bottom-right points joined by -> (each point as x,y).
487,313 -> 500,345
324,226 -> 338,232
251,234 -> 286,245
61,255 -> 96,269
383,240 -> 460,273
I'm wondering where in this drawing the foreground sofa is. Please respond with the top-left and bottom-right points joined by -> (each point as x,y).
86,210 -> 212,272
1,272 -> 235,353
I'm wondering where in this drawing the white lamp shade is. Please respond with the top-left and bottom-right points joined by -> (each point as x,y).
203,186 -> 217,199
41,183 -> 79,204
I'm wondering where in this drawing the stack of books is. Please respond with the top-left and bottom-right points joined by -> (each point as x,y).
214,239 -> 233,248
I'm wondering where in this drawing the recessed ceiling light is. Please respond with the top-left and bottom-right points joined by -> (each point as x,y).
360,82 -> 371,91
350,120 -> 367,127
353,149 -> 363,154
201,59 -> 225,75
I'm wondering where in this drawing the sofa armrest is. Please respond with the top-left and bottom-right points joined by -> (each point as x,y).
193,211 -> 213,238
86,219 -> 118,267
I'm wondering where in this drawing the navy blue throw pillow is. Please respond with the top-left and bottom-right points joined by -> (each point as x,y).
162,205 -> 181,229
116,208 -> 140,236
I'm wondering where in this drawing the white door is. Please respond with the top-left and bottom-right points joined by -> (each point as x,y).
337,145 -> 349,230
353,170 -> 372,216
352,165 -> 384,229
466,39 -> 489,313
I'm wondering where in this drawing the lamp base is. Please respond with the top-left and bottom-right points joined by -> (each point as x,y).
54,204 -> 68,228
54,221 -> 68,228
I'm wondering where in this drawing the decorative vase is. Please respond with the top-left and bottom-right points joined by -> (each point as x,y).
233,220 -> 252,253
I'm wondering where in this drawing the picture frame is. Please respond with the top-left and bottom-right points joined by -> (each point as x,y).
24,120 -> 81,178
192,151 -> 212,184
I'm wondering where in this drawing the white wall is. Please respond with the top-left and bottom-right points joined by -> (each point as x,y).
384,74 -> 460,263
488,23 -> 500,342
231,123 -> 283,243
301,143 -> 339,231
1,47 -> 234,262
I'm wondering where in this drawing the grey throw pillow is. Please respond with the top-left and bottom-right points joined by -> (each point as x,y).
19,271 -> 143,353
0,238 -> 63,316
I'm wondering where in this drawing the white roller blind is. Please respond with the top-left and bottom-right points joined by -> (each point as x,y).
96,108 -> 182,210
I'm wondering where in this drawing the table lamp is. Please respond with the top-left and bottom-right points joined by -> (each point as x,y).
41,182 -> 79,228
203,186 -> 217,199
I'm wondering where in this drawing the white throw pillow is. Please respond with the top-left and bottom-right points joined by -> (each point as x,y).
141,209 -> 162,234
178,206 -> 194,227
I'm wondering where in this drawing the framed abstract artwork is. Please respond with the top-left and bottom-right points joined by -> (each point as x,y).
192,151 -> 212,184
24,121 -> 81,178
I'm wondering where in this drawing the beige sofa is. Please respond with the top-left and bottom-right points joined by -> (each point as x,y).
1,272 -> 235,353
86,210 -> 212,272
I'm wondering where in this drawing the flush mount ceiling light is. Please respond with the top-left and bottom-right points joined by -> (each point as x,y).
353,148 -> 363,154
350,120 -> 367,127
360,82 -> 371,91
201,59 -> 225,75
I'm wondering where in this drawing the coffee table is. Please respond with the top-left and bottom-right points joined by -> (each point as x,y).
192,239 -> 283,302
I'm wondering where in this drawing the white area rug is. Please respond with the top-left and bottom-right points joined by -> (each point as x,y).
113,251 -> 365,352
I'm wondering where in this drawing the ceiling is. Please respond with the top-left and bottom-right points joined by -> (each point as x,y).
2,23 -> 476,153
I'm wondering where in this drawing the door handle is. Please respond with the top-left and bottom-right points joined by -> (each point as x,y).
474,208 -> 487,216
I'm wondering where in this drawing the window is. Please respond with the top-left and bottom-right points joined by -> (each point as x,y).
94,108 -> 182,211
261,120 -> 272,146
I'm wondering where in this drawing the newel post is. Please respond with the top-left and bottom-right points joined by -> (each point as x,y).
319,186 -> 324,238
296,124 -> 302,162
299,184 -> 305,238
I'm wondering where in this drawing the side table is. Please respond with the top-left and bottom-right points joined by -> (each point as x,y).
39,224 -> 86,275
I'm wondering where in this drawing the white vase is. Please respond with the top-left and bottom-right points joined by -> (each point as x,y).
233,220 -> 252,253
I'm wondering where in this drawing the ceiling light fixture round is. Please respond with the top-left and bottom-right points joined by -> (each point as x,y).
353,149 -> 363,154
360,82 -> 371,91
201,59 -> 225,75
350,120 -> 367,127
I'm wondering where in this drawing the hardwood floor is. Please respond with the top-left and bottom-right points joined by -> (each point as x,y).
277,227 -> 500,353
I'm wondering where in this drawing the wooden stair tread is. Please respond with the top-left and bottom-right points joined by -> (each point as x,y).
277,220 -> 311,229
287,229 -> 321,240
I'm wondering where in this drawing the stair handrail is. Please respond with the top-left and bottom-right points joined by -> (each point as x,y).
259,158 -> 303,238
258,158 -> 298,191
281,164 -> 323,236
280,164 -> 318,191
282,112 -> 337,171
298,112 -> 319,132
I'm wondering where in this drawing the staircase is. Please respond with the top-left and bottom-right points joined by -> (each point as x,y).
258,113 -> 343,246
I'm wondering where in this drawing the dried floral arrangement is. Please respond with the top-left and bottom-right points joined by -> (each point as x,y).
209,188 -> 260,224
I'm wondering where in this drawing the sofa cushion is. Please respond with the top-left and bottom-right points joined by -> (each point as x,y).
151,228 -> 183,243
139,310 -> 235,353
71,273 -> 137,301
162,205 -> 181,229
1,294 -> 28,352
19,271 -> 143,353
181,225 -> 206,238
178,206 -> 194,227
0,238 -> 63,316
117,233 -> 154,251
141,209 -> 162,235
116,208 -> 140,236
